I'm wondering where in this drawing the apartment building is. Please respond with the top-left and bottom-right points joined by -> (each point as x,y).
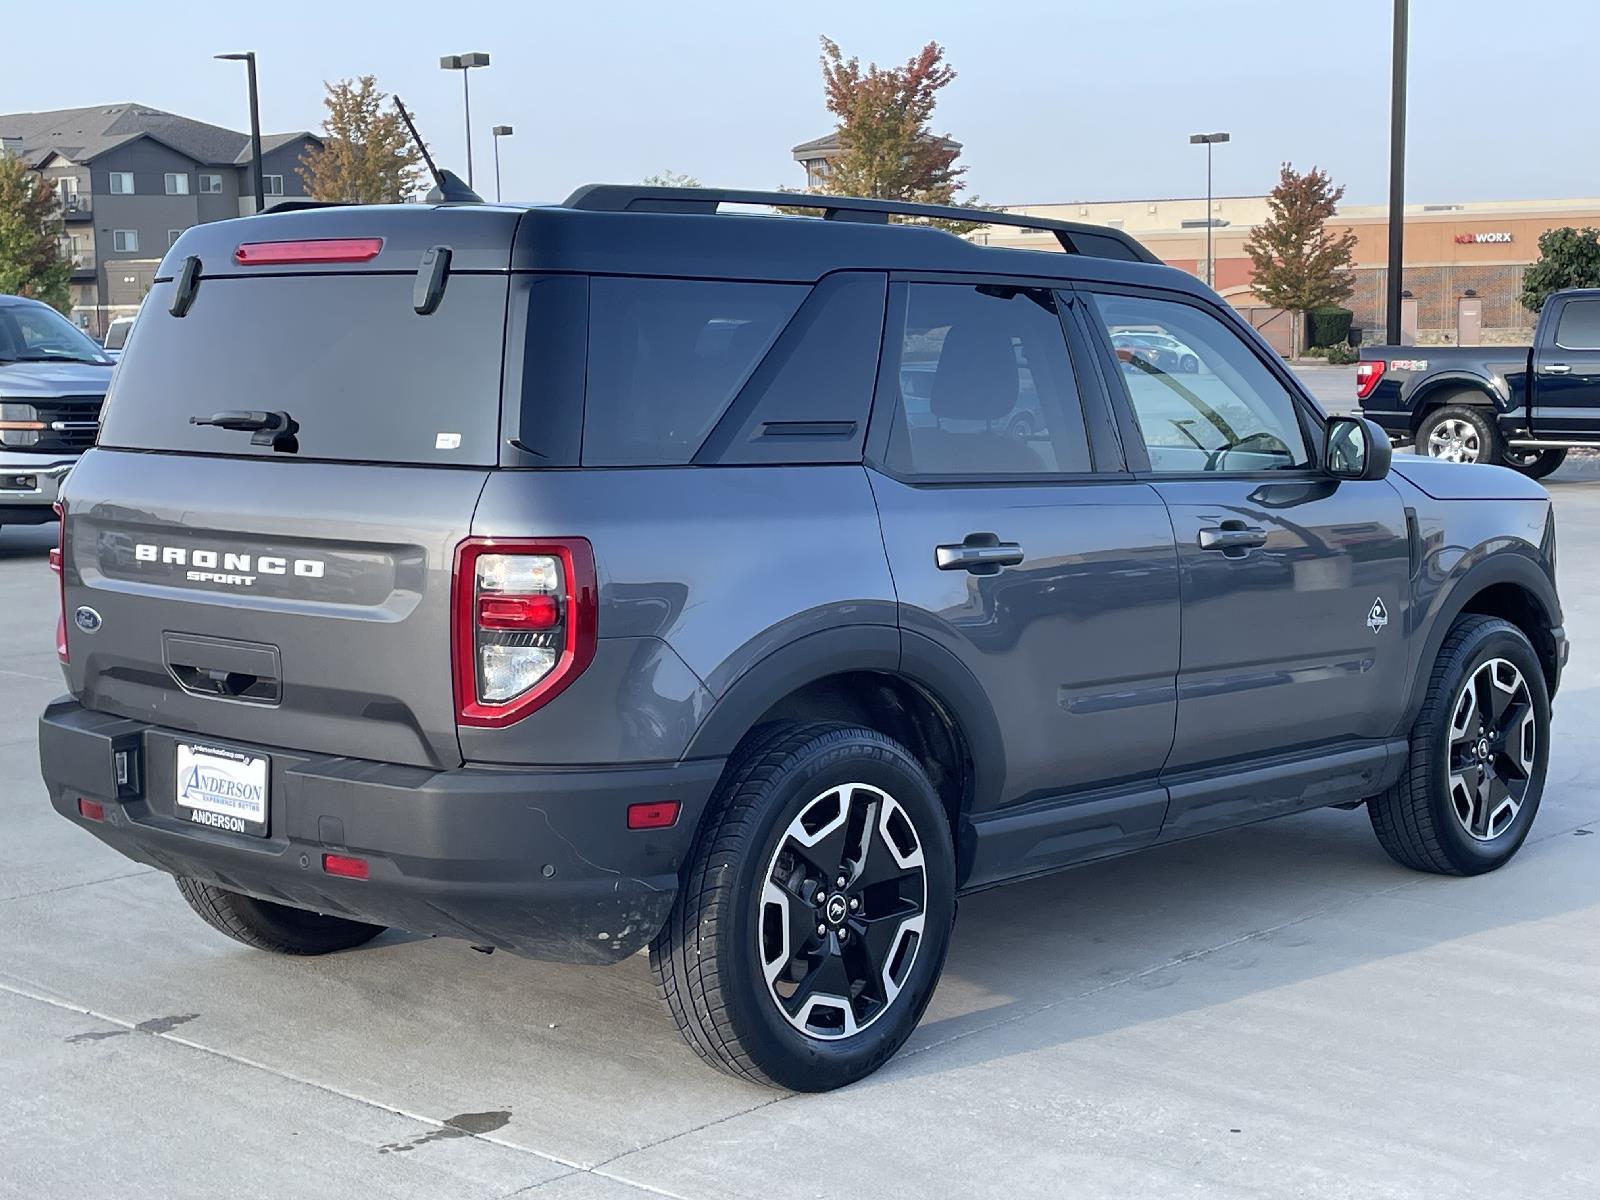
0,103 -> 320,333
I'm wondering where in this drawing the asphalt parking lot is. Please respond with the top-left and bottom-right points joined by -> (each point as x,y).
3,403 -> 1596,1199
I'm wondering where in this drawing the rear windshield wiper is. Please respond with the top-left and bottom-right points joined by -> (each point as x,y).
190,409 -> 299,452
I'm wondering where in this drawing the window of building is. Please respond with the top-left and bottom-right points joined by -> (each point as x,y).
198,173 -> 223,194
164,172 -> 189,195
582,278 -> 807,465
1088,292 -> 1311,473
1554,299 -> 1600,350
883,283 -> 1092,478
263,175 -> 284,196
112,230 -> 139,253
168,229 -> 184,248
108,172 -> 135,194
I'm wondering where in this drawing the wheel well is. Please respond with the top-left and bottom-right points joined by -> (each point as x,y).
1409,385 -> 1496,436
1458,582 -> 1559,694
753,671 -> 970,839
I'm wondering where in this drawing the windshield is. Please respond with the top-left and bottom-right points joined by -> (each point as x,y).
0,302 -> 111,365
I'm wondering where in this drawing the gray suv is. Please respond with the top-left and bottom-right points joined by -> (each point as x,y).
39,187 -> 1567,1091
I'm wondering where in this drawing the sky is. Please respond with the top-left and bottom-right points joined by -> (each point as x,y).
2,0 -> 1592,208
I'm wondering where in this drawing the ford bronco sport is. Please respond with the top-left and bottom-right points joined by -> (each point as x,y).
39,186 -> 1567,1091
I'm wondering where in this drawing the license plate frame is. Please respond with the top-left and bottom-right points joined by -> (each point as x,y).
174,742 -> 269,837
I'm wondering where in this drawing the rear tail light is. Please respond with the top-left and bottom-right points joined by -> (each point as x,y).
1355,359 -> 1386,400
50,501 -> 67,663
453,538 -> 597,727
233,238 -> 383,266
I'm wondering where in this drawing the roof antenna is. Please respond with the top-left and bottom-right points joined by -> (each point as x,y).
393,96 -> 482,204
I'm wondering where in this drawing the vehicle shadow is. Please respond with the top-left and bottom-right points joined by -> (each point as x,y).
0,525 -> 55,560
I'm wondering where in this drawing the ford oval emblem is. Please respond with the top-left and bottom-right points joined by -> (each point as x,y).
74,606 -> 102,633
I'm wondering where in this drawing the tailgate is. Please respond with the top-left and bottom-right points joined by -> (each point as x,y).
62,449 -> 486,768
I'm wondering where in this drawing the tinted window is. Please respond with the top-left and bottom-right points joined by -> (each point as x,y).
0,302 -> 109,364
582,278 -> 807,465
1089,292 -> 1311,473
884,284 -> 1091,477
100,273 -> 509,465
1554,299 -> 1600,349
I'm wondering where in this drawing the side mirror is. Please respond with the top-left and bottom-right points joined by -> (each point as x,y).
1325,415 -> 1392,481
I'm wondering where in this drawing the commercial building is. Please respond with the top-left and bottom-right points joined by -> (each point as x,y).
0,103 -> 320,334
977,195 -> 1600,349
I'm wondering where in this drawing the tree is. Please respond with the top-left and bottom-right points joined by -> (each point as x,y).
643,171 -> 700,188
0,151 -> 70,313
1520,226 -> 1600,314
298,76 -> 425,204
797,36 -> 982,231
1243,164 -> 1358,352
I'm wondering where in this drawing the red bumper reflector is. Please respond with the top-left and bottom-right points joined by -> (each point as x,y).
78,798 -> 105,821
626,800 -> 681,831
476,593 -> 560,630
233,238 -> 383,265
322,853 -> 370,880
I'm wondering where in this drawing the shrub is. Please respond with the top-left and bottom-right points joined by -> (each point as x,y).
1302,344 -> 1330,359
1325,342 -> 1358,365
1306,306 -> 1354,349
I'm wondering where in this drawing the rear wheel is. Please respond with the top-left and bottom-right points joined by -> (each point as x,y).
1502,447 -> 1568,480
1418,403 -> 1501,465
1179,354 -> 1199,374
175,877 -> 386,954
650,721 -> 956,1091
1368,616 -> 1548,875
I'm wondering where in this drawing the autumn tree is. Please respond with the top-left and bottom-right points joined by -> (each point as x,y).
1243,164 -> 1358,352
643,170 -> 700,188
795,36 -> 982,231
1520,226 -> 1600,313
0,151 -> 70,312
298,76 -> 425,204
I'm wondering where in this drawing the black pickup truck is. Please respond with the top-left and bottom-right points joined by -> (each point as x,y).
1357,287 -> 1600,477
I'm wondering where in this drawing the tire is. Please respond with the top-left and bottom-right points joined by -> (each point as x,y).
1368,616 -> 1549,875
1417,403 -> 1502,466
175,877 -> 386,955
1502,447 -> 1568,480
650,721 -> 957,1091
1179,354 -> 1199,374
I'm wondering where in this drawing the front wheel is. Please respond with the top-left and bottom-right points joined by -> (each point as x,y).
650,721 -> 956,1091
1368,616 -> 1549,875
1502,447 -> 1568,480
1179,354 -> 1199,374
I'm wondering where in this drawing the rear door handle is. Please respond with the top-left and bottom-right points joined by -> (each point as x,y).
935,540 -> 1025,573
1198,523 -> 1268,552
1541,363 -> 1572,375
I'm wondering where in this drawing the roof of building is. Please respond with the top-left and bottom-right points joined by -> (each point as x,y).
0,103 -> 318,167
791,130 -> 962,160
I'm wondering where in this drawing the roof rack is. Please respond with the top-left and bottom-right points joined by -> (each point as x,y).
561,185 -> 1162,265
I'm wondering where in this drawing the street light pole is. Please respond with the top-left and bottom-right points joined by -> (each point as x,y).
1189,132 -> 1230,289
216,52 -> 265,213
491,126 -> 514,203
439,53 -> 490,189
1386,0 -> 1409,346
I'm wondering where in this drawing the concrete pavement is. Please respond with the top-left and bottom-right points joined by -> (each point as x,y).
1,446 -> 1596,1199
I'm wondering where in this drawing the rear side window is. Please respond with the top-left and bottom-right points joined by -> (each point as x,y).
1554,299 -> 1600,349
582,278 -> 807,465
99,274 -> 509,465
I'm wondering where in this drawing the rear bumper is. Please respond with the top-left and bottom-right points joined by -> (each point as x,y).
0,456 -> 74,523
38,698 -> 724,964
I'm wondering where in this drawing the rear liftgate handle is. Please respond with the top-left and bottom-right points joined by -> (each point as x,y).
935,533 -> 1025,575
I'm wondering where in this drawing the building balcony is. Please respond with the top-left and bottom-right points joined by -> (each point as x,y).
69,252 -> 96,277
58,193 -> 92,220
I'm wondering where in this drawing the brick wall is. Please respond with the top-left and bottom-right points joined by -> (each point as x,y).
1348,263 -> 1535,343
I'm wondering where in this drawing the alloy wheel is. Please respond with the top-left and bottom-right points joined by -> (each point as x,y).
1447,658 -> 1537,841
758,783 -> 927,1039
1427,418 -> 1482,463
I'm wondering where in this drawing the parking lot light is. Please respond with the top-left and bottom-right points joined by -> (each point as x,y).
440,53 -> 491,188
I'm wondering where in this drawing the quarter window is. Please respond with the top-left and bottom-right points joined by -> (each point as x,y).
883,283 -> 1091,477
1088,293 -> 1311,473
164,172 -> 189,195
1554,299 -> 1600,349
108,171 -> 135,194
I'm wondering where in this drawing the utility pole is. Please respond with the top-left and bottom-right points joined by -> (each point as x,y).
1386,0 -> 1408,345
1189,132 -> 1230,288
215,52 -> 265,213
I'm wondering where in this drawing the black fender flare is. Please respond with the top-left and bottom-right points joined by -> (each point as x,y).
1402,550 -> 1561,732
1406,374 -> 1506,431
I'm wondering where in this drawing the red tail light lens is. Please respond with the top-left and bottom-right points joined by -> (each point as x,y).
233,238 -> 383,266
452,538 -> 597,728
51,501 -> 67,663
1355,359 -> 1386,400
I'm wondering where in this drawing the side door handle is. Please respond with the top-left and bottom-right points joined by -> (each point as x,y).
1197,522 -> 1268,553
935,537 -> 1025,573
1540,363 -> 1572,375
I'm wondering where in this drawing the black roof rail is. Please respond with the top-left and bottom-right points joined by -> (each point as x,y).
560,184 -> 1162,265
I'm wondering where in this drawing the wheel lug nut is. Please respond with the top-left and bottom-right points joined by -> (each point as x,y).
836,875 -> 847,888
816,923 -> 827,937
838,928 -> 849,942
848,897 -> 860,911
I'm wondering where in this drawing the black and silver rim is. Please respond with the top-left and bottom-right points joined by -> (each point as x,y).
759,783 -> 927,1040
1447,657 -> 1537,841
1427,418 -> 1482,463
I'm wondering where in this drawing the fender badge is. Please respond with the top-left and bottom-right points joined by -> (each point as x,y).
74,606 -> 103,633
1367,597 -> 1389,634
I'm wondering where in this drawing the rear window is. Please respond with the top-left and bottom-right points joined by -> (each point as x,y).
99,273 -> 509,465
582,278 -> 807,465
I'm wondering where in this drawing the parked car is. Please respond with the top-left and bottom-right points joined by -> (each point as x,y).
40,187 -> 1566,1092
1112,329 -> 1202,373
101,315 -> 137,362
1358,287 -> 1600,477
0,295 -> 112,535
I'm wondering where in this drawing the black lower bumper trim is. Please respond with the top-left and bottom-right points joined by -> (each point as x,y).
38,698 -> 725,964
